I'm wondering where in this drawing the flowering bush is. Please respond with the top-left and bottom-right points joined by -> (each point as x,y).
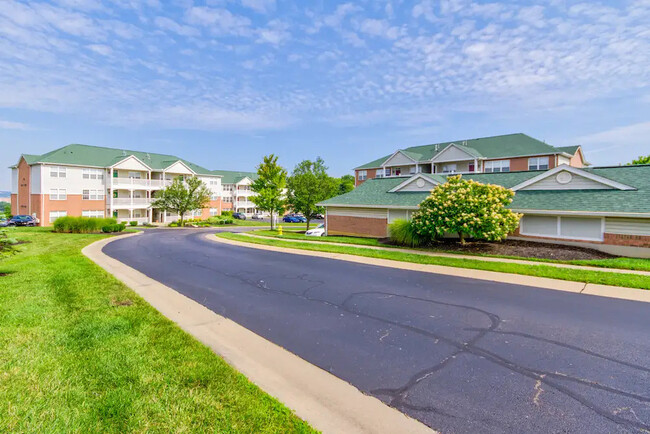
411,175 -> 521,244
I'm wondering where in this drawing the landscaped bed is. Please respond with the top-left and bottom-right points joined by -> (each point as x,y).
0,227 -> 313,433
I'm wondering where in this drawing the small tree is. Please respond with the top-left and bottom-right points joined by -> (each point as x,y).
631,155 -> 650,165
287,158 -> 339,230
151,176 -> 210,227
338,174 -> 355,195
251,155 -> 287,230
411,175 -> 521,244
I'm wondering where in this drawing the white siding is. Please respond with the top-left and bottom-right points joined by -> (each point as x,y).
31,165 -> 42,194
383,152 -> 415,167
558,155 -> 570,165
432,145 -> 475,162
165,161 -> 194,175
43,165 -> 107,195
113,156 -> 151,171
605,218 -> 650,236
388,209 -> 408,223
328,207 -> 387,219
521,171 -> 613,190
396,177 -> 438,192
11,168 -> 18,194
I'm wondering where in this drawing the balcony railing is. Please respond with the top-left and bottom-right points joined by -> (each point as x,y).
112,178 -> 171,189
112,198 -> 152,208
117,216 -> 149,224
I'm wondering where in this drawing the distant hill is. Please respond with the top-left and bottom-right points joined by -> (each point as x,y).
0,191 -> 10,198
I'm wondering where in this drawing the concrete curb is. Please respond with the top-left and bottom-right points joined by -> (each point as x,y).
82,232 -> 435,434
244,233 -> 650,277
211,234 -> 650,304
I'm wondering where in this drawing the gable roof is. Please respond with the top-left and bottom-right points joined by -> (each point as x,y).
210,169 -> 258,184
321,165 -> 650,217
555,145 -> 580,155
11,144 -> 215,175
511,165 -> 636,192
355,133 -> 567,169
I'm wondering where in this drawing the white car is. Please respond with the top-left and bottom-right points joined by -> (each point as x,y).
305,223 -> 325,237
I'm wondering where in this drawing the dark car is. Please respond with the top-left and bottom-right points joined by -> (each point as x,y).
282,215 -> 306,223
233,212 -> 246,220
9,215 -> 38,226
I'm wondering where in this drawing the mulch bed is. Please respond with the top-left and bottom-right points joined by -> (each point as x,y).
380,238 -> 616,261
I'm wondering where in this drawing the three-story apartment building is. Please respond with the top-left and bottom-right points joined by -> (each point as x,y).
354,133 -> 586,186
10,144 -> 224,225
210,170 -> 263,217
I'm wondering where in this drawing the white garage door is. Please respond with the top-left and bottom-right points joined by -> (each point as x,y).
520,215 -> 603,241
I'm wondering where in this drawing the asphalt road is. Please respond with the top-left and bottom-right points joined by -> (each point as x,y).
104,229 -> 650,433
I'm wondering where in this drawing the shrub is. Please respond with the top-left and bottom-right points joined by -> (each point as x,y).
168,222 -> 179,227
221,210 -> 233,217
129,221 -> 138,226
389,219 -> 426,247
411,175 -> 522,244
101,223 -> 126,233
54,217 -> 118,234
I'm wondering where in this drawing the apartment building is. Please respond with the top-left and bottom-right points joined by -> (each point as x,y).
10,144 -> 224,225
210,170 -> 263,217
354,133 -> 586,186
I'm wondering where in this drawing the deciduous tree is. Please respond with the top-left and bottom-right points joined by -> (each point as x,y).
251,155 -> 287,230
337,174 -> 355,195
151,176 -> 210,227
411,175 -> 521,244
287,158 -> 339,230
631,155 -> 650,165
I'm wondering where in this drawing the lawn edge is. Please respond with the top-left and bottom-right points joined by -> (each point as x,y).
212,233 -> 650,304
82,232 -> 434,434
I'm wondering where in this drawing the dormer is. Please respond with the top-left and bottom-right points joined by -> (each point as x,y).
512,165 -> 636,192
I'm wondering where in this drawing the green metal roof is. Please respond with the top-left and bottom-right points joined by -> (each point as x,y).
210,169 -> 258,184
13,144 -> 215,175
355,133 -> 566,169
321,165 -> 650,216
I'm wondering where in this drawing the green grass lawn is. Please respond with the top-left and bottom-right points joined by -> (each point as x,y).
250,230 -> 650,272
0,227 -> 314,433
217,232 -> 650,290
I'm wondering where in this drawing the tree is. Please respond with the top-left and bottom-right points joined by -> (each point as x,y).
338,174 -> 355,195
631,155 -> 650,165
250,155 -> 287,230
287,158 -> 339,230
151,176 -> 210,227
411,175 -> 521,244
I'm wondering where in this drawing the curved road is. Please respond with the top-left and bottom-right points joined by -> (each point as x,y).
104,229 -> 650,433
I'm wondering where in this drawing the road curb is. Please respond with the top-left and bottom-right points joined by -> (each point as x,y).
210,234 -> 650,304
82,232 -> 435,434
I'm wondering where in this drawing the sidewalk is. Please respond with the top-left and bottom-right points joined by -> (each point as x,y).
242,232 -> 650,277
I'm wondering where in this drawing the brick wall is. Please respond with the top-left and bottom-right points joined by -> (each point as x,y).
327,214 -> 388,237
355,169 -> 377,186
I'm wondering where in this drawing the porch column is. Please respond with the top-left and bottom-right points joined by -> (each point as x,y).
109,167 -> 114,218
474,158 -> 478,173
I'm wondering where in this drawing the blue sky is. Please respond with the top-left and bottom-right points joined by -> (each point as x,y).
1,0 -> 649,190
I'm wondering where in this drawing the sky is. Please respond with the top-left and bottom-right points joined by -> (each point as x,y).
0,0 -> 649,191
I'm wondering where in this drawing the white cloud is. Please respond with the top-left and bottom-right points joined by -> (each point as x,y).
412,0 -> 436,22
358,18 -> 400,39
256,19 -> 290,45
575,121 -> 650,153
87,43 -> 112,56
0,120 -> 30,130
241,0 -> 275,14
154,16 -> 199,37
185,6 -> 251,36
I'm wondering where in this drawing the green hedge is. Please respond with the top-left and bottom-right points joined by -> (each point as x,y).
388,219 -> 427,247
53,217 -> 123,234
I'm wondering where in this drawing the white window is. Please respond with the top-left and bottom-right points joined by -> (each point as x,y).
358,170 -> 367,181
82,210 -> 104,218
49,211 -> 67,222
210,194 -> 218,201
49,189 -> 67,200
520,215 -> 603,241
82,189 -> 105,200
409,166 -> 416,174
528,157 -> 549,171
484,160 -> 510,173
82,168 -> 104,180
442,163 -> 457,173
209,179 -> 218,186
210,208 -> 219,216
128,171 -> 142,179
50,166 -> 66,178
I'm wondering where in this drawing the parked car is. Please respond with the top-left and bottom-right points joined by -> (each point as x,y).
282,215 -> 303,223
251,213 -> 265,220
9,215 -> 38,226
233,212 -> 246,220
0,217 -> 8,227
305,223 -> 325,237
313,213 -> 325,220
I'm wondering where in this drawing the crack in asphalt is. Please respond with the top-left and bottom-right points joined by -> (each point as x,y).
108,230 -> 650,432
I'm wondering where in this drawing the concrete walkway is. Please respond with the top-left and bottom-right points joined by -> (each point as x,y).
242,232 -> 650,276
83,232 -> 434,434
213,234 -> 650,303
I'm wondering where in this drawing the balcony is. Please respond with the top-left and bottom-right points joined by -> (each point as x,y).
112,198 -> 153,209
235,189 -> 253,196
235,200 -> 256,209
112,178 -> 171,189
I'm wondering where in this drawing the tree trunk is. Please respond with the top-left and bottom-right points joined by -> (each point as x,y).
270,211 -> 274,230
458,232 -> 466,245
306,217 -> 311,231
179,212 -> 184,228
